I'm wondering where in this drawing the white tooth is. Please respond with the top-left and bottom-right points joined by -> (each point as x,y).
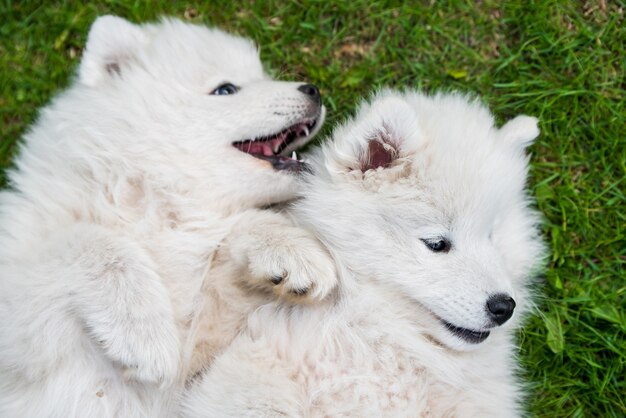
303,126 -> 309,137
273,143 -> 281,153
292,151 -> 297,160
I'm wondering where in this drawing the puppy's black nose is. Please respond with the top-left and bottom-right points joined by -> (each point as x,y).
486,294 -> 516,326
298,83 -> 321,105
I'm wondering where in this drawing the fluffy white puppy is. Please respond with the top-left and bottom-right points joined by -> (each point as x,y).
0,16 -> 337,417
181,91 -> 545,417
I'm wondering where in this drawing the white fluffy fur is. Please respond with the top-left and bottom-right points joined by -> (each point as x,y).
180,91 -> 545,417
0,16 -> 337,417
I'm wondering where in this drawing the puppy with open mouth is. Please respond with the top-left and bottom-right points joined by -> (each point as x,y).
0,16 -> 337,417
232,84 -> 320,172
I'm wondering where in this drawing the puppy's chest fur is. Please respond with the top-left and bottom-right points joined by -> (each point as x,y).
295,331 -> 443,416
117,192 -> 235,320
64,176 -> 242,336
111,185 -> 274,371
299,333 -> 496,417
235,290 -> 518,417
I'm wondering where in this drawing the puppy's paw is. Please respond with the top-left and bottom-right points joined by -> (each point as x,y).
244,232 -> 338,303
117,322 -> 180,387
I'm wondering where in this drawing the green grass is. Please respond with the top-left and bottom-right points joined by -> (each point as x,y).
1,1 -> 624,416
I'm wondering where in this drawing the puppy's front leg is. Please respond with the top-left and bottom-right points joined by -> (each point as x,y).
225,211 -> 338,302
48,224 -> 180,385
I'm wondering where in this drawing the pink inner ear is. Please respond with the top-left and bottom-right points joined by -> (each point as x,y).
364,140 -> 394,170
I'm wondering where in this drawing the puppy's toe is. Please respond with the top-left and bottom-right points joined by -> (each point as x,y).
275,251 -> 337,303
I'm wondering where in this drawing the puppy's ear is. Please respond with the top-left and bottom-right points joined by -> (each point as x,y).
360,124 -> 401,171
351,92 -> 418,172
323,94 -> 418,175
79,16 -> 147,86
500,115 -> 540,150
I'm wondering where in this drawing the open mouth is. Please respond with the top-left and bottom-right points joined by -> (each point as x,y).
442,321 -> 490,344
232,118 -> 318,171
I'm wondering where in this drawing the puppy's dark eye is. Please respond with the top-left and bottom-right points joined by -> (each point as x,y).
211,83 -> 239,95
421,238 -> 451,253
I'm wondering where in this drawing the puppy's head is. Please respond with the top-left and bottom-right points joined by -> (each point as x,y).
296,91 -> 544,351
73,16 -> 324,208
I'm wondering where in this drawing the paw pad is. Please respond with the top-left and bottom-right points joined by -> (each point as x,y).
270,270 -> 288,285
290,287 -> 309,296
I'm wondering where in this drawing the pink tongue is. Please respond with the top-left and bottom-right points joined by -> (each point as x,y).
237,132 -> 288,156
242,142 -> 273,156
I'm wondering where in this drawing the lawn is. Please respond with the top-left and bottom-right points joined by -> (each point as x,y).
1,1 -> 624,416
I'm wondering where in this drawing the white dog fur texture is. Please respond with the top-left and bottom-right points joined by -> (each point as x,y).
0,16 -> 337,417
181,91 -> 545,417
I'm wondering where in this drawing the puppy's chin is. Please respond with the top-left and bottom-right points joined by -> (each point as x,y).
428,325 -> 490,352
412,303 -> 491,352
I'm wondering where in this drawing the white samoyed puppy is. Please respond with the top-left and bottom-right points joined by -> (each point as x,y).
181,91 -> 545,417
0,16 -> 338,417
